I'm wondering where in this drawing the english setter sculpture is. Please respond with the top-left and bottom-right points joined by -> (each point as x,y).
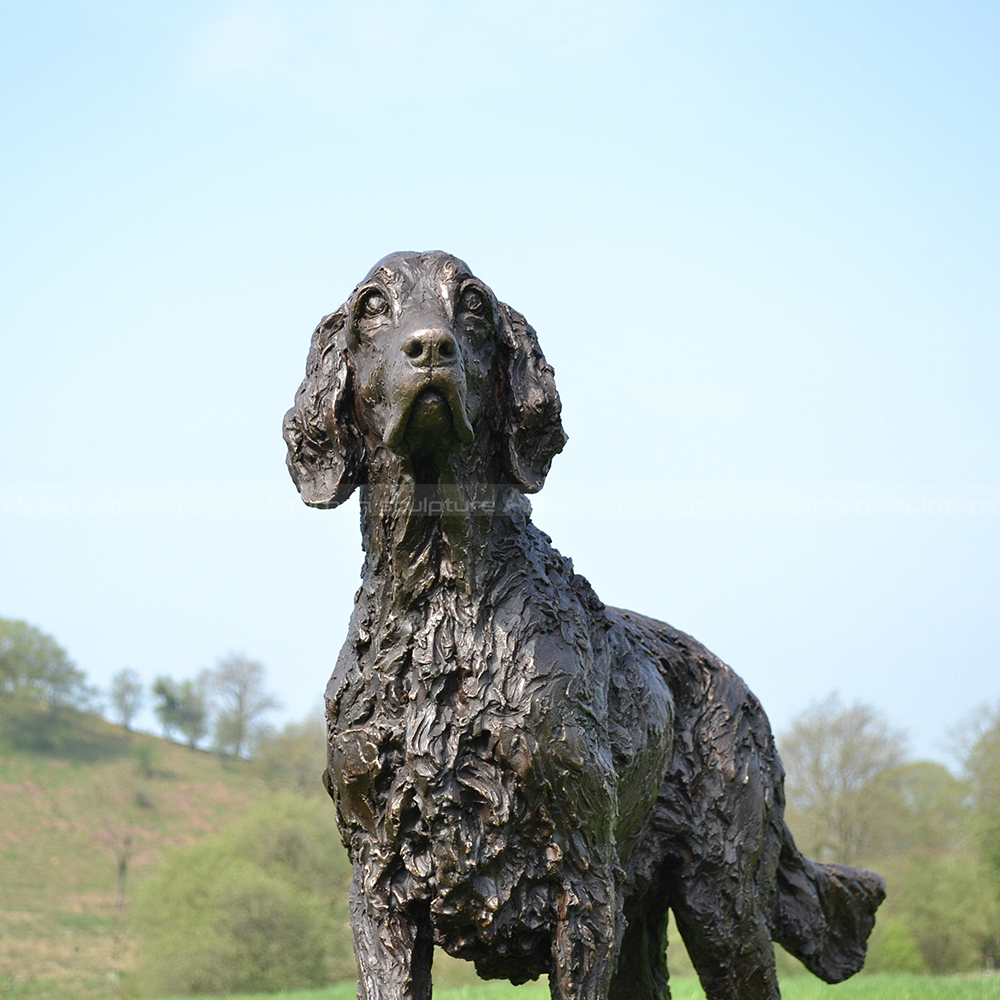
284,251 -> 884,1000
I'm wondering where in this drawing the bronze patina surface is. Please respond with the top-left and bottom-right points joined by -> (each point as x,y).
284,251 -> 885,1000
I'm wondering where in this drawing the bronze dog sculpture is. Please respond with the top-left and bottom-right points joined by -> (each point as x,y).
284,251 -> 885,1000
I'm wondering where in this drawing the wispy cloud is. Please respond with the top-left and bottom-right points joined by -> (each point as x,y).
189,5 -> 291,82
183,0 -> 649,103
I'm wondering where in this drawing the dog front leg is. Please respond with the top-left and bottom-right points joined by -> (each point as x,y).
548,868 -> 622,1000
350,871 -> 433,1000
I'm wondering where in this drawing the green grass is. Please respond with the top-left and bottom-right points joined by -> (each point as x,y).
136,975 -> 1000,1000
775,973 -> 1000,998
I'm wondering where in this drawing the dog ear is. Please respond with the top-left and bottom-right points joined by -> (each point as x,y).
283,306 -> 367,508
498,302 -> 568,493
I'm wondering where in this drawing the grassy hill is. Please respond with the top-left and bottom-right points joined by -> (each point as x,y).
0,703 -> 491,1000
0,703 -> 260,999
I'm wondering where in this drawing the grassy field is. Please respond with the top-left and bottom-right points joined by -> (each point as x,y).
129,973 -> 1000,1000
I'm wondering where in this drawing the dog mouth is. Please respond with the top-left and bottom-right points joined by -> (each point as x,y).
383,377 -> 475,451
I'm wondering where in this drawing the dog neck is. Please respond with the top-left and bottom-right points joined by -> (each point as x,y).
357,438 -> 531,603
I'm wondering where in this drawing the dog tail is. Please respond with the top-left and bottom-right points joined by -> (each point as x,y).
768,823 -> 886,983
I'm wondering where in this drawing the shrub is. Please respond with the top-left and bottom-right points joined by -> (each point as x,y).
863,915 -> 926,974
132,791 -> 354,996
253,713 -> 327,796
896,852 -> 1000,972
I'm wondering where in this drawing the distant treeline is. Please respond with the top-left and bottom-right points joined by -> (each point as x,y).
779,693 -> 1000,974
0,615 -> 281,758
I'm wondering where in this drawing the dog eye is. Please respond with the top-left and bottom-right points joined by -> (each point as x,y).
360,292 -> 389,319
461,288 -> 485,314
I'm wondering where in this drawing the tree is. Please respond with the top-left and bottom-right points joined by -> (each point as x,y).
253,713 -> 327,794
174,675 -> 210,749
779,693 -> 907,864
0,617 -> 94,709
152,676 -> 181,740
958,701 -> 1000,871
209,654 -> 280,757
955,701 -> 1000,967
152,674 -> 210,748
876,760 -> 970,854
109,667 -> 144,730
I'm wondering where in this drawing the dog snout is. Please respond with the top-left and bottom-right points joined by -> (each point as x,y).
401,327 -> 458,367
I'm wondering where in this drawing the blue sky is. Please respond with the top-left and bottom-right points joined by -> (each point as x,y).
2,1 -> 997,761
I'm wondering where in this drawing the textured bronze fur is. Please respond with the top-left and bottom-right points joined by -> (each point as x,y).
284,251 -> 885,1000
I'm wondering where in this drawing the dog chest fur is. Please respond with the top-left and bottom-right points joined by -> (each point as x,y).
326,516 -> 675,978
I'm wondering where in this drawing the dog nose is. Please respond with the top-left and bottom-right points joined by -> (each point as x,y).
401,327 -> 458,367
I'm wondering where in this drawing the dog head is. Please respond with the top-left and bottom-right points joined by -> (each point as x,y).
284,251 -> 567,508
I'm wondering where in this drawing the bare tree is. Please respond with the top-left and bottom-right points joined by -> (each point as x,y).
779,693 -> 907,865
109,668 -> 144,730
91,758 -> 154,999
210,653 -> 280,757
